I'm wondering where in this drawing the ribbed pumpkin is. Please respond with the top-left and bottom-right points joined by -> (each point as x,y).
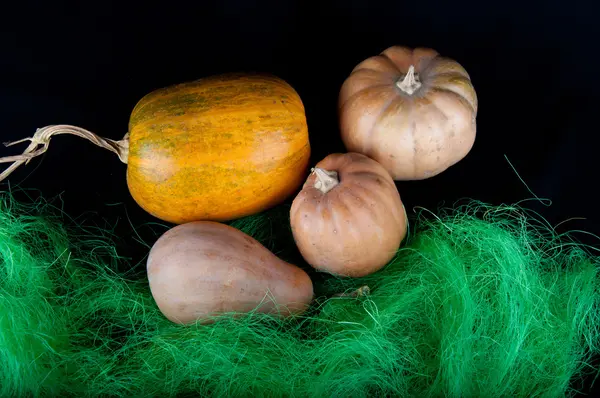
0,73 -> 311,224
126,73 -> 311,223
290,152 -> 407,277
338,46 -> 478,180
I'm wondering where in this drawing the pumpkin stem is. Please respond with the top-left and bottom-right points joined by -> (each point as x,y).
0,125 -> 129,183
396,65 -> 422,95
312,167 -> 339,194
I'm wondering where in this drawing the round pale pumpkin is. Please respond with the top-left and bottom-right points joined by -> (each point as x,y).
147,221 -> 314,324
0,73 -> 311,224
290,152 -> 407,277
338,45 -> 478,180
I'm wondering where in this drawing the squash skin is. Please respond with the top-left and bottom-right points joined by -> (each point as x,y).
126,73 -> 311,224
147,221 -> 314,324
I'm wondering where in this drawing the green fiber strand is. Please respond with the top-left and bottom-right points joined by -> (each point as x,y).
1,193 -> 599,397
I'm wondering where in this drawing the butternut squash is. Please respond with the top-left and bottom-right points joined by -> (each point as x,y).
147,221 -> 314,324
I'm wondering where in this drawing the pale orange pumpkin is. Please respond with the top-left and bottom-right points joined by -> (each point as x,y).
147,221 -> 314,324
338,45 -> 478,180
290,152 -> 407,277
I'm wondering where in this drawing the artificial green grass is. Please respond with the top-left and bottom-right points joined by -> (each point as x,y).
1,192 -> 599,397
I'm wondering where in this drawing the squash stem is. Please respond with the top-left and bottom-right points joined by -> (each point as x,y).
312,167 -> 339,194
333,285 -> 371,298
0,125 -> 129,183
396,65 -> 422,95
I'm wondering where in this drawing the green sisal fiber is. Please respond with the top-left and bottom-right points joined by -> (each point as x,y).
1,192 -> 599,397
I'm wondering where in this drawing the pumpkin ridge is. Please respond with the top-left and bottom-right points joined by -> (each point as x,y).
349,178 -> 394,222
427,71 -> 472,80
408,109 -> 418,178
367,94 -> 402,156
340,183 -> 381,225
330,186 -> 354,217
414,54 -> 441,74
427,97 -> 452,127
430,87 -> 478,115
346,170 -> 395,191
349,68 -> 396,79
427,78 -> 477,112
350,66 -> 399,80
338,82 -> 394,110
427,57 -> 471,79
325,195 -> 344,240
352,55 -> 387,73
374,53 -> 403,73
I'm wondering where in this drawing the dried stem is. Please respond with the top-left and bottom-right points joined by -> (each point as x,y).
333,285 -> 371,298
312,167 -> 339,194
0,125 -> 129,183
396,65 -> 422,95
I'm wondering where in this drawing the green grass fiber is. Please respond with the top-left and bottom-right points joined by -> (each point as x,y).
1,192 -> 600,397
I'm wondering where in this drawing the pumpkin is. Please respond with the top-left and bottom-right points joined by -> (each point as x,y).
0,73 -> 311,224
147,220 -> 314,324
289,152 -> 407,277
338,45 -> 478,180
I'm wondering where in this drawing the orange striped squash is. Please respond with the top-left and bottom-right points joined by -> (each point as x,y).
126,73 -> 311,224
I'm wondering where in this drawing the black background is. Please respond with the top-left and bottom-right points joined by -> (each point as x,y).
1,0 -> 599,394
